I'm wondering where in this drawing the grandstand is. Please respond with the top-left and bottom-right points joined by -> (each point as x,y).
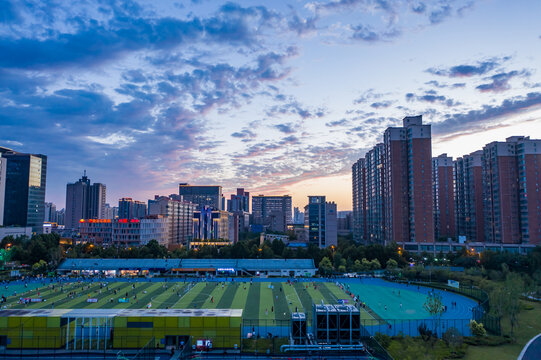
57,258 -> 316,277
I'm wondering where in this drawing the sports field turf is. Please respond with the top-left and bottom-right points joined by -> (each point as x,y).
1,280 -> 372,324
1,277 -> 477,328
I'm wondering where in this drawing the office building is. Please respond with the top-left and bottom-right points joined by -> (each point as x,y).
293,207 -> 304,225
251,195 -> 292,232
337,211 -> 353,236
0,154 -> 6,226
192,207 -> 234,243
432,154 -> 455,240
118,198 -> 147,220
179,184 -> 223,210
148,195 -> 197,247
454,150 -> 484,242
103,203 -> 118,220
65,172 -> 106,229
44,202 -> 57,223
227,188 -> 250,212
0,226 -> 32,241
79,216 -> 169,247
304,196 -> 337,248
0,147 -> 47,234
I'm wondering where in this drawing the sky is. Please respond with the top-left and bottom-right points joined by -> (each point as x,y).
1,0 -> 540,211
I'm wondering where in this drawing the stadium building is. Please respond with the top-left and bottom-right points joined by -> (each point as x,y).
57,258 -> 316,277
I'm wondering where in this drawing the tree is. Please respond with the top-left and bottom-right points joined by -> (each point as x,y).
443,327 -> 463,354
353,259 -> 362,272
319,257 -> 333,275
423,292 -> 444,337
505,272 -> 524,335
370,258 -> 381,270
32,260 -> 48,275
386,258 -> 398,270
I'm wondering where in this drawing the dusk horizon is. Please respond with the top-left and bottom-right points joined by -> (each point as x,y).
2,0 -> 541,211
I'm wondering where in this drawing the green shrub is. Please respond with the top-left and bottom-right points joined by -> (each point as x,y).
469,320 -> 487,337
463,335 -> 511,346
374,332 -> 391,348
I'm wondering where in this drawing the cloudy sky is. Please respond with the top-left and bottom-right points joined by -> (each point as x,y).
1,0 -> 540,211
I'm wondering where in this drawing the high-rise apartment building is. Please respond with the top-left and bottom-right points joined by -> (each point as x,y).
103,203 -> 118,220
304,196 -> 337,248
0,154 -> 6,227
516,138 -> 541,244
483,136 -> 541,244
251,195 -> 292,232
148,195 -> 197,247
365,143 -> 386,244
353,115 -> 434,245
179,184 -> 223,210
352,158 -> 366,243
454,150 -> 484,242
0,147 -> 47,234
65,172 -> 106,229
118,198 -> 147,219
432,154 -> 455,240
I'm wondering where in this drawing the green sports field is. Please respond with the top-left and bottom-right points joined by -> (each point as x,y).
1,281 -> 374,324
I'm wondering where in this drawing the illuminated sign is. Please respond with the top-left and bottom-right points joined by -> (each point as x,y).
87,298 -> 98,303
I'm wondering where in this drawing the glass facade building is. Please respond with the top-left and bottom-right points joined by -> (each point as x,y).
0,148 -> 47,234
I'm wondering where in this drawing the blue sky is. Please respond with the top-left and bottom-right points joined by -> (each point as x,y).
1,0 -> 540,211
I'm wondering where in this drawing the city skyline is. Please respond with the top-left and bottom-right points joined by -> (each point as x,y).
1,1 -> 541,211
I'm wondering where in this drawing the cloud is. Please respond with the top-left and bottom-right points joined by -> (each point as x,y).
433,92 -> 541,135
476,70 -> 530,93
231,129 -> 257,141
405,91 -> 460,106
326,118 -> 350,127
350,24 -> 401,42
266,98 -> 326,119
425,80 -> 465,89
274,123 -> 297,134
0,2 -> 286,70
427,57 -> 510,77
370,100 -> 393,109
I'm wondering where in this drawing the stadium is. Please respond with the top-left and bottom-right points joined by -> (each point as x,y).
0,258 -> 485,359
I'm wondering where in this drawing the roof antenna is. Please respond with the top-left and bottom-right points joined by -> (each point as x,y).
84,169 -> 87,177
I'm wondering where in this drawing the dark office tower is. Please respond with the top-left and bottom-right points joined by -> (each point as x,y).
0,147 -> 47,234
516,137 -> 541,244
432,154 -> 455,240
178,183 -> 223,210
304,196 -> 337,248
454,151 -> 484,242
88,182 -> 106,219
227,188 -> 250,212
483,138 -> 521,244
65,172 -> 107,229
365,143 -> 386,244
251,195 -> 293,231
118,198 -> 147,219
352,158 -> 367,243
65,173 -> 90,229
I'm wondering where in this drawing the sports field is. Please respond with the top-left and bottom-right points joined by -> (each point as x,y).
1,277 -> 477,334
1,279 -> 372,324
